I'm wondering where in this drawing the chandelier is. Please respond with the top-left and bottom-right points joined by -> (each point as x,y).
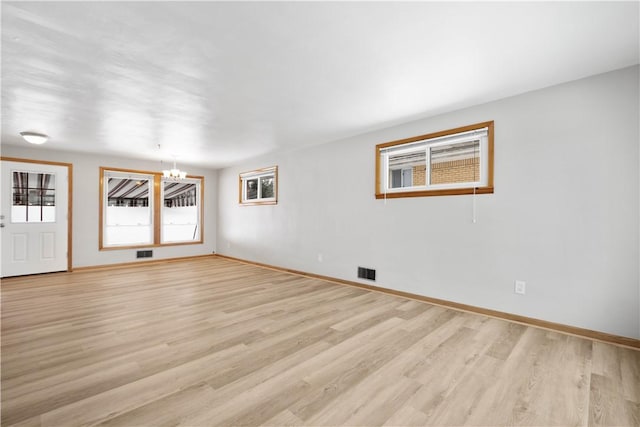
163,159 -> 187,180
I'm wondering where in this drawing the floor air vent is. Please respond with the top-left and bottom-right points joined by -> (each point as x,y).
357,267 -> 376,281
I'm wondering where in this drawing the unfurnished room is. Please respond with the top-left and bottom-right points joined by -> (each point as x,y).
0,1 -> 639,426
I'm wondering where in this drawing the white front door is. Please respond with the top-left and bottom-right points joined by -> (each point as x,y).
1,160 -> 69,277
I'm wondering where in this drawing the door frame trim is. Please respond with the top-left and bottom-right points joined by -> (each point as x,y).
1,156 -> 73,272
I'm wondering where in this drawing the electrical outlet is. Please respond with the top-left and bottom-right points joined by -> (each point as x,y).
317,253 -> 323,262
514,280 -> 526,295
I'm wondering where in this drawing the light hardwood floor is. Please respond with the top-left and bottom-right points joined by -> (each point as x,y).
1,257 -> 638,426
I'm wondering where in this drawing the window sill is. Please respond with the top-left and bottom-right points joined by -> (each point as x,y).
240,201 -> 278,206
375,186 -> 494,199
99,240 -> 204,251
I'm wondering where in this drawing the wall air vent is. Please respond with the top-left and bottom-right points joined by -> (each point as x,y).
136,250 -> 153,259
357,267 -> 376,281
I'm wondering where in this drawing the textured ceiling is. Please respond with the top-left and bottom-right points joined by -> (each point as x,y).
1,1 -> 638,169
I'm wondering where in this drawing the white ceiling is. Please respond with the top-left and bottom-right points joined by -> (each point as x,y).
2,1 -> 638,169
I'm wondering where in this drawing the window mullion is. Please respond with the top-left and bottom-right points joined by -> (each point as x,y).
153,175 -> 160,245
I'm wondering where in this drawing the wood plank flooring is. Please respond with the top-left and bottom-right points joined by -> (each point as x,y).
1,256 -> 638,426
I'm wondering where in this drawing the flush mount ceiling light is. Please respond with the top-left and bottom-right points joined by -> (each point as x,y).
19,131 -> 48,145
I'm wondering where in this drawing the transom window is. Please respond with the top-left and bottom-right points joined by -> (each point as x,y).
239,166 -> 278,205
376,121 -> 494,198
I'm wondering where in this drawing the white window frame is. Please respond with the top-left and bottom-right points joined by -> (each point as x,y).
239,166 -> 278,205
376,121 -> 494,198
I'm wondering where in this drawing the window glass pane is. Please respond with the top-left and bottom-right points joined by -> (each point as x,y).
246,179 -> 258,200
42,190 -> 56,222
28,189 -> 41,205
402,168 -> 413,187
11,171 -> 55,223
162,181 -> 199,243
388,151 -> 425,188
390,169 -> 401,188
12,172 -> 28,190
27,172 -> 40,188
429,139 -> 480,185
104,176 -> 152,246
260,175 -> 274,199
12,192 -> 28,206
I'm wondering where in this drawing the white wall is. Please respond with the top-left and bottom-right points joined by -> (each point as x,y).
0,147 -> 217,267
217,65 -> 640,339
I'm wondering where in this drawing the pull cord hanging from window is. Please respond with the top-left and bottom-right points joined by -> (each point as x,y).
472,186 -> 477,223
384,180 -> 387,205
472,139 -> 478,223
